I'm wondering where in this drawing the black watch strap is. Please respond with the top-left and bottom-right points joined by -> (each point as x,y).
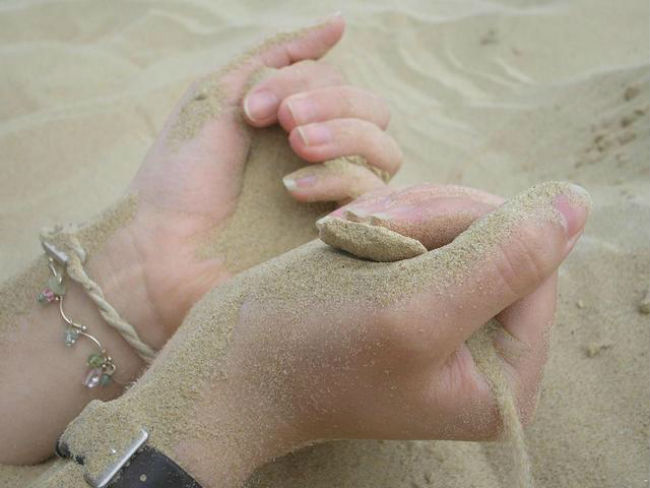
56,436 -> 203,488
106,445 -> 202,488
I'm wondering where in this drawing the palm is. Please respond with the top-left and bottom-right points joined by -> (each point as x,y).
131,81 -> 252,224
107,20 -> 346,340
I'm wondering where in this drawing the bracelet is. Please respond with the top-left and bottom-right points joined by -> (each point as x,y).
38,229 -> 157,363
37,250 -> 118,389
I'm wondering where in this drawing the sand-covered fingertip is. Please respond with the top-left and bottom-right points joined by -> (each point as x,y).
317,217 -> 427,262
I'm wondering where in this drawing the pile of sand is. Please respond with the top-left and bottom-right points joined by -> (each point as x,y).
0,0 -> 647,486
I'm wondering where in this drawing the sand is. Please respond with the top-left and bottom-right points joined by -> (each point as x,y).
196,125 -> 333,273
31,182 -> 581,488
467,321 -> 534,488
1,1 -> 648,487
318,209 -> 537,487
0,196 -> 137,338
318,217 -> 427,261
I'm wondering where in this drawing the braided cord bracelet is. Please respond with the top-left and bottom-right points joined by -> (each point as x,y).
38,236 -> 156,389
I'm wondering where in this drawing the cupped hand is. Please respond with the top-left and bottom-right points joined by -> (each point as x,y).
212,182 -> 590,449
59,182 -> 589,488
93,15 -> 400,349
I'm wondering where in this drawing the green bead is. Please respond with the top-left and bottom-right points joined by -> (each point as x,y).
87,353 -> 104,368
47,276 -> 66,296
63,328 -> 79,346
99,374 -> 112,387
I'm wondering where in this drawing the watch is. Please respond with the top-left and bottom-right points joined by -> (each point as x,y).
56,429 -> 202,488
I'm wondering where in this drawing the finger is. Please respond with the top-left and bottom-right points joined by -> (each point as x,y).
282,158 -> 387,204
164,15 -> 344,148
243,61 -> 345,126
400,181 -> 591,352
327,184 -> 504,249
492,273 -> 557,418
254,13 -> 345,70
497,273 -> 557,354
434,274 -> 558,440
289,118 -> 403,176
277,86 -> 391,132
213,14 -> 345,105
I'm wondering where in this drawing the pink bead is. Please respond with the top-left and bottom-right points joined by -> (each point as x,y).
38,288 -> 56,304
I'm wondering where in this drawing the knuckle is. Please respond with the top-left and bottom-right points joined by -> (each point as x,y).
339,85 -> 358,114
493,225 -> 548,298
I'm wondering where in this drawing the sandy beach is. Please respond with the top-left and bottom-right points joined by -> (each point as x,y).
1,0 -> 648,486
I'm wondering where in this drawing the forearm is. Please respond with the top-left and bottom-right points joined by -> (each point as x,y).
45,269 -> 300,488
0,256 -> 146,464
0,198 -> 154,465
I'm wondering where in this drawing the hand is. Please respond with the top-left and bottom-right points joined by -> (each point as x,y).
90,14 -> 400,350
0,16 -> 402,466
60,182 -> 589,488
212,182 -> 590,447
243,53 -> 399,203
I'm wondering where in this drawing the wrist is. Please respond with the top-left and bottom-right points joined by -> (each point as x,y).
88,211 -> 229,352
171,380 -> 303,488
85,223 -> 167,350
60,279 -> 147,387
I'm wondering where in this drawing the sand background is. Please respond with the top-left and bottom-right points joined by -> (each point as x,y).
1,0 -> 648,486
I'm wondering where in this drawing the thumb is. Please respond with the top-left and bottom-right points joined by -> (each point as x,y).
402,181 -> 591,351
216,13 -> 345,100
157,15 -> 344,153
249,13 -> 345,70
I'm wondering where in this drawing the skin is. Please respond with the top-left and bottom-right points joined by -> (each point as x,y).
0,16 -> 592,488
58,181 -> 589,488
180,182 -> 588,488
107,13 -> 397,348
0,15 -> 400,465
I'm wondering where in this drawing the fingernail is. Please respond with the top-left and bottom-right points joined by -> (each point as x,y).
282,174 -> 317,191
287,98 -> 316,126
298,124 -> 332,146
244,90 -> 278,122
554,184 -> 590,241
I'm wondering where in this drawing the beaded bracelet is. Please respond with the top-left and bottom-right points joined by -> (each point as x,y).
38,244 -> 117,389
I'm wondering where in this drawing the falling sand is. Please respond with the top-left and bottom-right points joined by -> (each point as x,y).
467,323 -> 534,488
